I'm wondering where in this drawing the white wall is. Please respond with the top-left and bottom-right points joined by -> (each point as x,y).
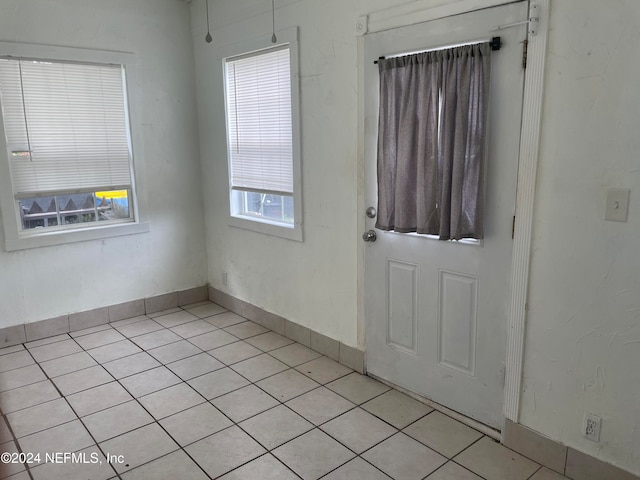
0,0 -> 208,328
191,0 -> 405,348
520,0 -> 640,474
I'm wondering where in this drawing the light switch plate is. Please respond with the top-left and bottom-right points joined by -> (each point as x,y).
605,188 -> 630,222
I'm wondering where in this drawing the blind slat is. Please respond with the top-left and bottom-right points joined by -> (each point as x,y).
0,58 -> 132,197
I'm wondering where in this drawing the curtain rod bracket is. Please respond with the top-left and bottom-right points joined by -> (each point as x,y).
490,37 -> 502,51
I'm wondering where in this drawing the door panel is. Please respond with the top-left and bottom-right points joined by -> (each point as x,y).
364,2 -> 528,429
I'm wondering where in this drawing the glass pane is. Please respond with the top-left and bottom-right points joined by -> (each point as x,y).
17,189 -> 132,231
239,191 -> 293,226
95,190 -> 130,221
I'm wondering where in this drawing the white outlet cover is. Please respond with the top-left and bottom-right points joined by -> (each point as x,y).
583,412 -> 602,442
605,188 -> 630,222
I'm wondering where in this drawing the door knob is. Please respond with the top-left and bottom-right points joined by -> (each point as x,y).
362,230 -> 377,242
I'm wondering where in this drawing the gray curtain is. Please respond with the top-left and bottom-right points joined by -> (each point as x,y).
375,43 -> 491,240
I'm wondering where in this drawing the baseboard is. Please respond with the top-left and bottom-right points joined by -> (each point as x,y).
503,419 -> 640,480
0,285 -> 209,347
208,287 -> 365,374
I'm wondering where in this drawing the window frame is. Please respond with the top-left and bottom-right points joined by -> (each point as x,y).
0,42 -> 149,251
221,27 -> 303,242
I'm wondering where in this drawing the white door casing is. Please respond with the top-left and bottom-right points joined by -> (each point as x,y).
363,2 -> 528,429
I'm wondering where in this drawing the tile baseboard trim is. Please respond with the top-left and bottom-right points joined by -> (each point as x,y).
0,285 -> 209,347
209,287 -> 365,374
504,419 -> 640,480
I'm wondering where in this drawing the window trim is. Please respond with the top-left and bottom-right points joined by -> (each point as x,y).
0,42 -> 149,251
221,27 -> 303,242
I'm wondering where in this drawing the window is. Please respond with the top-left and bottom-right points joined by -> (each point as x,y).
0,43 -> 148,250
223,31 -> 302,241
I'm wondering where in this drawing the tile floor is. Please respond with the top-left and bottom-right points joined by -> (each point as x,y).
0,301 -> 571,480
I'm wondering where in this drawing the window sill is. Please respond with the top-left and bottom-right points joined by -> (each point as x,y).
4,221 -> 150,251
228,215 -> 302,242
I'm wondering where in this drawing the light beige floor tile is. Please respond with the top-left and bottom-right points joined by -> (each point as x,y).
66,381 -> 133,417
0,441 -> 25,477
0,351 -> 34,373
18,420 -> 93,465
187,303 -> 227,319
86,339 -> 142,364
24,334 -> 69,349
160,403 -> 232,446
286,387 -> 355,426
189,330 -> 239,351
100,423 -> 179,474
245,332 -> 294,352
110,315 -> 148,327
121,450 -> 208,480
211,384 -> 279,423
30,446 -> 115,480
323,457 -> 392,480
6,470 -> 31,480
363,433 -> 447,480
326,372 -> 391,405
131,329 -> 181,350
0,380 -> 59,414
170,320 -> 218,339
272,429 -> 355,480
204,311 -> 245,328
0,417 -> 13,443
39,351 -> 97,377
139,382 -> 204,420
231,354 -> 288,382
239,404 -> 313,450
210,341 -> 262,365
256,369 -> 320,402
322,408 -> 397,453
0,364 -> 46,392
295,356 -> 353,384
119,366 -> 181,398
362,389 -> 433,429
426,462 -> 484,479
529,467 -> 570,480
148,340 -> 201,364
404,411 -> 483,458
115,319 -> 163,338
148,307 -> 181,318
223,321 -> 269,339
83,400 -> 154,442
74,329 -> 125,350
270,343 -> 323,366
52,365 -> 113,396
153,310 -> 199,329
102,351 -> 161,379
454,437 -> 540,480
69,324 -> 112,338
186,426 -> 266,478
218,453 -> 299,480
28,339 -> 82,363
0,345 -> 24,356
166,353 -> 224,380
7,398 -> 76,438
187,367 -> 250,399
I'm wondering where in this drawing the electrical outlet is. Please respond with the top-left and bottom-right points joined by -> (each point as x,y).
583,412 -> 602,442
222,271 -> 228,286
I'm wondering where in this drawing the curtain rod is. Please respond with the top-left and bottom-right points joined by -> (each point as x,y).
373,36 -> 501,64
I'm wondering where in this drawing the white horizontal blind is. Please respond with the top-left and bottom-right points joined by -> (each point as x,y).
0,58 -> 132,198
225,46 -> 293,195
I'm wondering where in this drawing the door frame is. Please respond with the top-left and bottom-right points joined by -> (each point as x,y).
356,0 -> 550,427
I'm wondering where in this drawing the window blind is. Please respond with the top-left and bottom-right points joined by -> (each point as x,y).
0,58 -> 132,198
225,46 -> 293,195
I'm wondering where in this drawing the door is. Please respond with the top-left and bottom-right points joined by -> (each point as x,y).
364,2 -> 528,429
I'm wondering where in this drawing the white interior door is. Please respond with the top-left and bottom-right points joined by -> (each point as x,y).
364,2 -> 528,429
